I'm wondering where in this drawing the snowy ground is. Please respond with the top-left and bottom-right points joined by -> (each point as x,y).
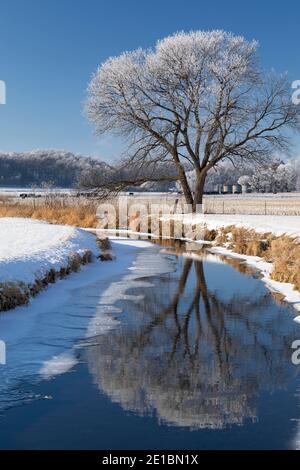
0,218 -> 98,285
165,213 -> 300,237
203,214 -> 300,237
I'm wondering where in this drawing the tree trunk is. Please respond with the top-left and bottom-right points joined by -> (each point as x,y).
178,169 -> 194,206
192,171 -> 207,212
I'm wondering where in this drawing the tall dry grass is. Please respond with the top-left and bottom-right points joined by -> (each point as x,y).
0,202 -> 98,228
266,236 -> 300,290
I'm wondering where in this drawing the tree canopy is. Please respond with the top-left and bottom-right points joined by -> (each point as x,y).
86,30 -> 300,208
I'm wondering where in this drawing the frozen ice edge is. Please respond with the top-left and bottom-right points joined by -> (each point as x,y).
0,237 -> 155,396
0,237 -> 173,412
40,238 -> 175,380
39,238 -> 159,379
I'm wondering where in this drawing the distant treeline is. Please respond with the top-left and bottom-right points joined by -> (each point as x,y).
1,149 -> 299,194
0,150 -> 111,188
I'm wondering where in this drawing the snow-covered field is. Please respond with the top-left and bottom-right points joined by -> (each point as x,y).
0,218 -> 98,285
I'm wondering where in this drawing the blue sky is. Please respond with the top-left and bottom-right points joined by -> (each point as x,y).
0,0 -> 299,162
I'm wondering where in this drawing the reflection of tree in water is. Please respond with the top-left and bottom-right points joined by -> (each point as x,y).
86,256 -> 298,430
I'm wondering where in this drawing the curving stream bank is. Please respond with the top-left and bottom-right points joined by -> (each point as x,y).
0,238 -> 299,449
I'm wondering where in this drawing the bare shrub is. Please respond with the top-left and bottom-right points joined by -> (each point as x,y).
46,269 -> 57,284
96,237 -> 114,262
99,253 -> 114,261
230,228 -> 273,257
59,267 -> 68,278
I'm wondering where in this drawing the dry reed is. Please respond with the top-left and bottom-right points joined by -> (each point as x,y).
0,202 -> 98,228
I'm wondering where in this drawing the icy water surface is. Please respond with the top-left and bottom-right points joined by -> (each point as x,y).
0,239 -> 300,449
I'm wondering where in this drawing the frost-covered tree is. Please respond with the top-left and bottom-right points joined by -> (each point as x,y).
275,163 -> 296,192
289,157 -> 300,191
247,157 -> 297,193
249,157 -> 280,192
238,175 -> 251,186
85,30 -> 299,209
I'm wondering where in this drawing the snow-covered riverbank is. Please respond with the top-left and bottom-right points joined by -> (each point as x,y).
208,245 -> 300,320
181,214 -> 300,323
0,218 -> 100,311
0,237 -> 166,411
0,218 -> 98,285
166,213 -> 300,238
203,214 -> 300,238
153,213 -> 300,322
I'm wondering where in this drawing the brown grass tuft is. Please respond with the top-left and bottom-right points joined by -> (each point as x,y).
68,253 -> 82,272
96,237 -> 114,261
204,228 -> 217,242
0,283 -> 30,311
97,237 -> 112,251
215,226 -> 274,257
266,236 -> 300,290
215,225 -> 235,245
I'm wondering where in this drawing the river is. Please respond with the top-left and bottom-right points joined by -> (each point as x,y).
0,238 -> 299,449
